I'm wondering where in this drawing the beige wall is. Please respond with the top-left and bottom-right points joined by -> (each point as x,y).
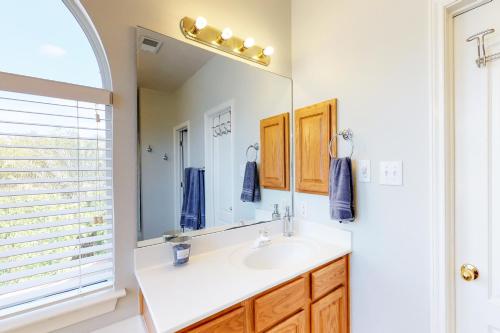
53,1 -> 292,331
292,0 -> 431,332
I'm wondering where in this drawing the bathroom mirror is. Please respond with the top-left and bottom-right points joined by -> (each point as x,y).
136,27 -> 293,246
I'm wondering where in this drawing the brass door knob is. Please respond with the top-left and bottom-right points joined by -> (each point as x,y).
461,264 -> 479,281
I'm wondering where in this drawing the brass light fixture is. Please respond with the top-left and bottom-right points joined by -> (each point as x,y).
180,16 -> 273,66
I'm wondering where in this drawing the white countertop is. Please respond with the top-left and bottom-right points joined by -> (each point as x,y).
134,220 -> 351,333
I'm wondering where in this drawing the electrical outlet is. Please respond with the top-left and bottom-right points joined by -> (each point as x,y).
300,202 -> 307,217
358,160 -> 371,183
379,161 -> 403,186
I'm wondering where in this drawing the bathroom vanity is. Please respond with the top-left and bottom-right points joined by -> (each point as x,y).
134,24 -> 350,333
135,220 -> 351,333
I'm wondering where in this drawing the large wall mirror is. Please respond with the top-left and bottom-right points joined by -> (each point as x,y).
136,27 -> 293,245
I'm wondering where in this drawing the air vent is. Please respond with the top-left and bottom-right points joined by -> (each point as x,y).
140,36 -> 162,54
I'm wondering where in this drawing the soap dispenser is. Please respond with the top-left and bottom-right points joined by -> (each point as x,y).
282,206 -> 293,237
272,204 -> 281,220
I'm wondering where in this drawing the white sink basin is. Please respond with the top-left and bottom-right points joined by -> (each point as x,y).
231,238 -> 319,270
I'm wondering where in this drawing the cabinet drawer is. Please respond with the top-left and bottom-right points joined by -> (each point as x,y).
254,277 -> 307,332
311,257 -> 347,301
265,310 -> 306,333
189,307 -> 246,333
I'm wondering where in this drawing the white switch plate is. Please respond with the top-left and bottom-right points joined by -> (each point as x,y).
357,160 -> 371,183
379,161 -> 403,186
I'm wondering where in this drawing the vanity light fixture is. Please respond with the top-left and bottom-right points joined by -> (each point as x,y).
238,37 -> 255,52
215,27 -> 233,44
190,16 -> 207,35
256,46 -> 274,59
180,16 -> 272,66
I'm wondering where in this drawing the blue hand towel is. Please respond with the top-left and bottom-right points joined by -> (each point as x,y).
240,161 -> 261,202
329,157 -> 355,222
180,168 -> 206,230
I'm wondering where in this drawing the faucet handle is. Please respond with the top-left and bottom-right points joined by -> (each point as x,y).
284,206 -> 291,218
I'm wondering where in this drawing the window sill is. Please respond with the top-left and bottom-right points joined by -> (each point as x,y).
0,288 -> 126,333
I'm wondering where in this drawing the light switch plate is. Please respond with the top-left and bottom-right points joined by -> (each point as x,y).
379,161 -> 403,186
357,160 -> 371,183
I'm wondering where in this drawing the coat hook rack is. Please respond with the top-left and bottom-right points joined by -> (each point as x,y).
146,145 -> 152,153
466,28 -> 500,68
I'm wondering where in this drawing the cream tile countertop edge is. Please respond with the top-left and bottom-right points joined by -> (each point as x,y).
134,220 -> 351,333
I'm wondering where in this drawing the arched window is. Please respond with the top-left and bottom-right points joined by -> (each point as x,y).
0,1 -> 115,319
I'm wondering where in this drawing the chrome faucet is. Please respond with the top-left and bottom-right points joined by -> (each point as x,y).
253,229 -> 271,248
282,206 -> 293,237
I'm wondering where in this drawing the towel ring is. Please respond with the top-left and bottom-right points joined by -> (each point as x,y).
246,143 -> 259,162
328,129 -> 354,158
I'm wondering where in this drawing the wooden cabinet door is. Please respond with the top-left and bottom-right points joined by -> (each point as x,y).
311,287 -> 347,333
265,311 -> 306,333
294,99 -> 337,195
260,112 -> 290,190
189,307 -> 246,333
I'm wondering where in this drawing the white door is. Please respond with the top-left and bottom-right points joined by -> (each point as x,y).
454,1 -> 500,332
208,109 -> 233,227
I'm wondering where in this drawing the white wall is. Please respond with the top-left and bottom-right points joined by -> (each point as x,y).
52,1 -> 292,332
292,0 -> 431,332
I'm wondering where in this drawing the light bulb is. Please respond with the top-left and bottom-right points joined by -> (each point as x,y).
243,37 -> 255,49
221,28 -> 233,40
194,16 -> 207,30
263,46 -> 274,56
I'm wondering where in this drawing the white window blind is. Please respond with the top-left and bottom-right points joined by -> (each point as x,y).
0,89 -> 113,315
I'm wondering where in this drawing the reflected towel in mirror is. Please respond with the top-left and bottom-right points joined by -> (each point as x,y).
240,161 -> 261,202
180,168 -> 206,230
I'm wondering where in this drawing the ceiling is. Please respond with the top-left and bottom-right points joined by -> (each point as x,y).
137,27 -> 215,93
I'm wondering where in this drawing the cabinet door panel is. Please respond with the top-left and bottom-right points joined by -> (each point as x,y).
295,99 -> 337,195
311,287 -> 347,333
266,311 -> 306,333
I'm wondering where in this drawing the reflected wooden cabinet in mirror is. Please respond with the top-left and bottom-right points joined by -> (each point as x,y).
260,113 -> 290,191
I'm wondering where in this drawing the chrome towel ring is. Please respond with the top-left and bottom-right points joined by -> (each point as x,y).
328,129 -> 354,159
246,143 -> 259,162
